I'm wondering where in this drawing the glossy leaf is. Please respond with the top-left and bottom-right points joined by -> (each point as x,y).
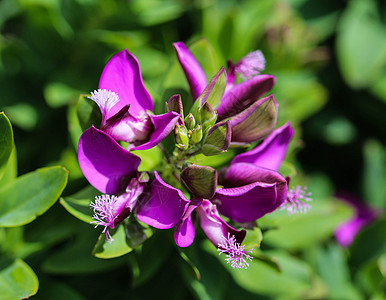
93,225 -> 133,259
76,95 -> 102,131
0,259 -> 39,299
0,112 -> 14,181
0,166 -> 68,227
60,185 -> 100,224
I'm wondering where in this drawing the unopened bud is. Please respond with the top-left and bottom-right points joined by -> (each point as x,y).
202,121 -> 231,156
190,125 -> 203,144
175,125 -> 189,150
185,113 -> 196,130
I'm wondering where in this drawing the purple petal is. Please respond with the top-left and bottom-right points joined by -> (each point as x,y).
78,126 -> 141,194
215,163 -> 287,223
334,215 -> 374,247
131,111 -> 180,150
229,95 -> 278,144
174,199 -> 202,247
217,75 -> 275,120
334,192 -> 378,247
196,200 -> 246,246
136,172 -> 190,229
173,42 -> 208,101
231,122 -> 294,170
99,49 -> 153,119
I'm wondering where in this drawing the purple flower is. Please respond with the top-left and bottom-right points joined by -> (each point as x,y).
174,42 -> 277,144
334,192 -> 378,247
212,123 -> 294,223
89,49 -> 180,150
78,126 -> 190,240
174,198 -> 246,248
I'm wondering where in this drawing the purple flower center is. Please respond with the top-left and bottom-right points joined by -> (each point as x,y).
217,233 -> 253,269
281,185 -> 312,214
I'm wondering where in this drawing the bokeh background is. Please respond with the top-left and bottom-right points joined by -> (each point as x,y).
0,0 -> 385,299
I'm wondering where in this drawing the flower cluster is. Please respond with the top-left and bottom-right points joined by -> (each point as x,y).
78,41 -> 312,268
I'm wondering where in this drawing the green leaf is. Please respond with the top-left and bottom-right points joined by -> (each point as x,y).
92,220 -> 153,259
0,166 -> 68,227
205,240 -> 324,298
309,243 -> 362,300
3,103 -> 38,131
260,198 -> 353,250
92,225 -> 133,259
0,112 -> 14,181
350,217 -> 386,267
44,82 -> 81,108
131,146 -> 162,172
127,231 -> 171,288
76,94 -> 101,132
0,258 -> 39,300
363,139 -> 386,208
43,222 -> 125,274
196,67 -> 226,109
189,38 -> 220,79
60,185 -> 100,224
243,226 -> 263,249
336,0 -> 386,89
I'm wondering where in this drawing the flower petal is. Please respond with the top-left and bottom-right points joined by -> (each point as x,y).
78,126 -> 141,194
136,172 -> 190,229
196,200 -> 246,246
229,95 -> 278,144
99,49 -> 153,119
174,199 -> 202,247
231,122 -> 293,170
215,163 -> 287,223
131,111 -> 180,150
217,74 -> 275,120
173,42 -> 208,101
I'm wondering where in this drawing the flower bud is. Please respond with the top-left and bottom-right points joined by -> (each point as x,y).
181,164 -> 218,199
199,102 -> 217,132
184,113 -> 196,130
190,124 -> 203,144
175,125 -> 189,150
166,94 -> 183,115
202,121 -> 231,156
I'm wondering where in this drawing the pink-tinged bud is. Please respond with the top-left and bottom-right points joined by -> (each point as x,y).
104,110 -> 153,147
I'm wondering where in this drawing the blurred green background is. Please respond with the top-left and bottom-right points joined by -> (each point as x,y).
0,0 -> 385,299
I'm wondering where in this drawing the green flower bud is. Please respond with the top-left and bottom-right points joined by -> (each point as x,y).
202,120 -> 231,156
175,125 -> 189,150
184,113 -> 196,130
190,124 -> 203,144
181,164 -> 218,199
199,102 -> 217,132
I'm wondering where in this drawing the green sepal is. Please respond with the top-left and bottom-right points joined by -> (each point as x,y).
175,125 -> 189,150
181,164 -> 218,199
202,121 -> 231,156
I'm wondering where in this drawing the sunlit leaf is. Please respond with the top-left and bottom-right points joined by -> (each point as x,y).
0,258 -> 39,299
0,166 -> 68,227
